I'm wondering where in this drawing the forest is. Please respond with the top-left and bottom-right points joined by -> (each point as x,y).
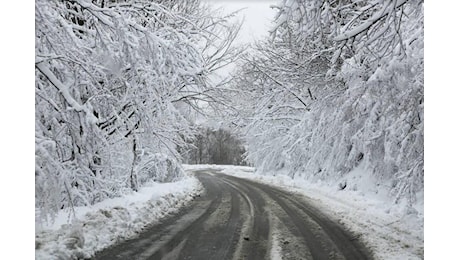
35,0 -> 423,224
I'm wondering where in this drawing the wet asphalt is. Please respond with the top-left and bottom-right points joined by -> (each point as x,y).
93,169 -> 372,260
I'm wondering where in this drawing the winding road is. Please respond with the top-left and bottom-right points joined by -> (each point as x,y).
94,169 -> 372,260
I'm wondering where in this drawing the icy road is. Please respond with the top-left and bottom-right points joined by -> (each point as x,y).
94,169 -> 372,260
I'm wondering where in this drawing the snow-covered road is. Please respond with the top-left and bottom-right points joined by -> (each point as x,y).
94,169 -> 371,259
216,165 -> 424,260
35,165 -> 423,259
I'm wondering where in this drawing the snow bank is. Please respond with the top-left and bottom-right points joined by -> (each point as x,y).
193,164 -> 423,260
35,176 -> 203,259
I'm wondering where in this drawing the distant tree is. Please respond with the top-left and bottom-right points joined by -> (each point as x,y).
185,127 -> 246,166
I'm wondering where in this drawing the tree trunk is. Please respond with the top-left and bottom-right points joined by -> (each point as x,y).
130,135 -> 139,192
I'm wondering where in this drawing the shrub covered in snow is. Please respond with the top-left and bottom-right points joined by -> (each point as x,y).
136,152 -> 184,184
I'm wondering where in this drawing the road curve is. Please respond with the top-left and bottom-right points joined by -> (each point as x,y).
93,169 -> 372,260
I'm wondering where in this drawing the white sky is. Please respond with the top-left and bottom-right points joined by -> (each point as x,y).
203,0 -> 278,45
201,0 -> 278,80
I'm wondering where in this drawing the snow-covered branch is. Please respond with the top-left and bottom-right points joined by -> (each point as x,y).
35,0 -> 243,223
334,0 -> 408,41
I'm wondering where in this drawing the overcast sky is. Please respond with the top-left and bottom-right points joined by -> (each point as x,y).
203,0 -> 278,45
200,0 -> 279,81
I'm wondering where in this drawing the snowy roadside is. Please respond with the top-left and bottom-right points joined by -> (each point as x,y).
35,176 -> 203,260
184,164 -> 424,260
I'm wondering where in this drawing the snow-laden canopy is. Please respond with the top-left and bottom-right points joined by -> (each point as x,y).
35,0 -> 241,223
227,0 -> 423,205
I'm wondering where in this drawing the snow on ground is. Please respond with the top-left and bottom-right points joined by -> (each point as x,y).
184,164 -> 424,260
36,164 -> 423,259
35,176 -> 203,260
269,231 -> 283,260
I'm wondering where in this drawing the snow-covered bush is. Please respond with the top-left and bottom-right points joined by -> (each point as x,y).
136,152 -> 184,184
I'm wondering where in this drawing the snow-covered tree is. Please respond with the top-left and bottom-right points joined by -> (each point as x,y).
229,0 -> 423,205
183,126 -> 246,165
35,0 -> 241,223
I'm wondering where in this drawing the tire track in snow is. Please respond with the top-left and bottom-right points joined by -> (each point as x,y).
94,169 -> 372,260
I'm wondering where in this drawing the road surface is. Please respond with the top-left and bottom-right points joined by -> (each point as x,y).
94,169 -> 372,260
